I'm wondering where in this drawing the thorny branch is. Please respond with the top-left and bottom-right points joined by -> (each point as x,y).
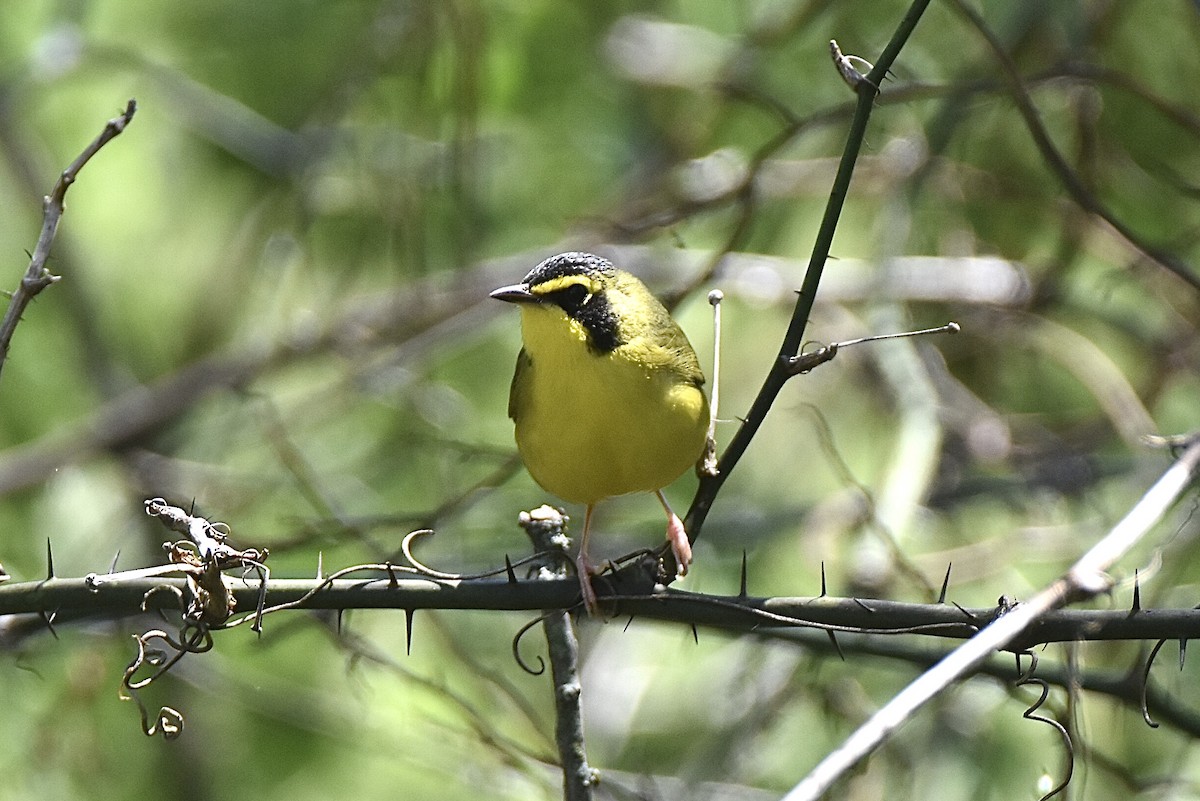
6,474 -> 1200,747
782,436 -> 1200,801
0,99 -> 136,383
13,569 -> 1200,644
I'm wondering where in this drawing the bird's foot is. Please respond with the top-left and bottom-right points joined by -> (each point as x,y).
666,512 -> 692,578
575,552 -> 599,616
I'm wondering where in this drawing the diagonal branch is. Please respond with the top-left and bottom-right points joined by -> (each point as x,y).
0,99 -> 137,383
681,0 -> 933,547
948,0 -> 1200,292
782,436 -> 1200,801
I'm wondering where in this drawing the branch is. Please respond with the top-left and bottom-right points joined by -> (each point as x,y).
754,625 -> 1200,740
681,0 -> 933,546
0,99 -> 137,382
948,0 -> 1200,292
782,436 -> 1200,801
9,568 -> 1200,643
520,507 -> 596,801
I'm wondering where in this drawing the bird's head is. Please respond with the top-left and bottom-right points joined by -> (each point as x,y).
490,252 -> 623,353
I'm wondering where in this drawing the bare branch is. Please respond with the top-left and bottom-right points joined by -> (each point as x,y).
948,0 -> 1200,292
521,506 -> 596,801
0,99 -> 137,382
782,437 -> 1200,801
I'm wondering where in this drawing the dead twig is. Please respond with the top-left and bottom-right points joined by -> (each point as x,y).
0,99 -> 137,382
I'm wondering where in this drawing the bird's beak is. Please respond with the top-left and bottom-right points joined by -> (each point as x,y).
490,283 -> 537,303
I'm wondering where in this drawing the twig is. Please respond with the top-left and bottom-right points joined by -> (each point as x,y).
948,0 -> 1200,292
0,99 -> 137,383
681,0 -> 932,545
781,437 -> 1200,801
520,506 -> 596,801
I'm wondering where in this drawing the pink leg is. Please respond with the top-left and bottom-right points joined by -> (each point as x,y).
656,490 -> 691,578
575,504 -> 599,615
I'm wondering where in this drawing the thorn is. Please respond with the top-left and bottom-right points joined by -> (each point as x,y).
505,555 -> 518,584
405,609 -> 415,656
336,609 -> 344,635
738,551 -> 748,598
691,624 -> 699,645
189,498 -> 197,515
820,562 -> 828,598
385,562 -> 398,589
1181,639 -> 1188,671
40,609 -> 59,640
852,598 -> 875,612
109,549 -> 121,574
826,630 -> 845,661
1132,569 -> 1141,612
952,601 -> 978,622
45,538 -> 55,579
623,615 -> 635,633
316,551 -> 324,580
938,563 -> 952,604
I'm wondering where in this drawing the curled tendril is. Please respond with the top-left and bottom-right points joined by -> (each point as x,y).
119,630 -> 186,739
1141,638 -> 1168,728
150,706 -> 185,740
512,613 -> 559,676
227,556 -> 270,633
126,690 -> 184,741
124,498 -> 279,739
1015,649 -> 1039,681
142,583 -> 187,622
123,628 -> 213,692
401,529 -> 552,581
1017,676 -> 1074,801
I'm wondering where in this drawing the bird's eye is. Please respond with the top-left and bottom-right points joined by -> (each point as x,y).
556,283 -> 590,309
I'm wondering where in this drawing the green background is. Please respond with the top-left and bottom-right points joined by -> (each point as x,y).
1,1 -> 1199,799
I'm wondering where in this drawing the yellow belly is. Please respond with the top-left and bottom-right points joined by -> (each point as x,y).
513,312 -> 709,505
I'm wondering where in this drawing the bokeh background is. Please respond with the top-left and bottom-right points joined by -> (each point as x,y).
1,1 -> 1199,799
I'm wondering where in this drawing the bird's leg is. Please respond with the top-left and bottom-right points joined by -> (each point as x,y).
575,503 -> 599,614
656,490 -> 692,578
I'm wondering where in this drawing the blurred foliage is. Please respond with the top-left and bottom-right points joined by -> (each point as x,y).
0,0 -> 1199,799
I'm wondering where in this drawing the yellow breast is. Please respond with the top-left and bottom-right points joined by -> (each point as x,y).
512,304 -> 709,505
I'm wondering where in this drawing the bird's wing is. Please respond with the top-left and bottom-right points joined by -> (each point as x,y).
612,272 -> 706,388
637,303 -> 706,388
507,347 -> 533,422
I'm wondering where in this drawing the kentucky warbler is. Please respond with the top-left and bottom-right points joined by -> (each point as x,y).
491,252 -> 709,613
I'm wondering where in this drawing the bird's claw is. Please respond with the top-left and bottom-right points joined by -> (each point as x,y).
666,512 -> 692,578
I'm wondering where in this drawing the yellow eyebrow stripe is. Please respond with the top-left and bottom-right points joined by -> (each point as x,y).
531,274 -> 598,296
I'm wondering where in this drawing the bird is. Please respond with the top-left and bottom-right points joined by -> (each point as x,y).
491,251 -> 710,613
